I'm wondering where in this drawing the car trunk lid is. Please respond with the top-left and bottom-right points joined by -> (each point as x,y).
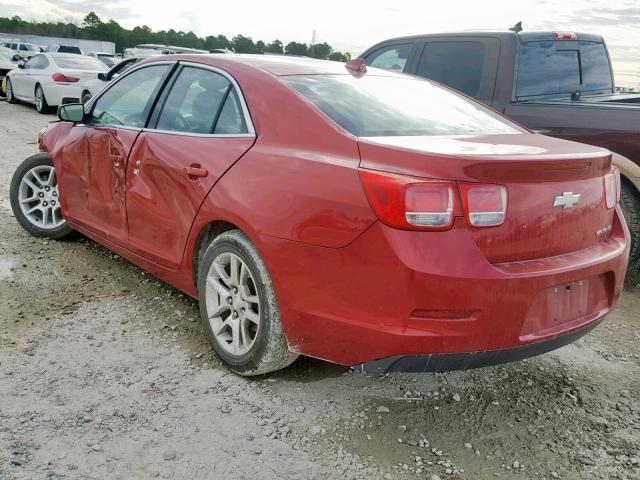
358,133 -> 615,263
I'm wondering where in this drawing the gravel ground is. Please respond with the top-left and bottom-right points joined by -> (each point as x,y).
0,99 -> 638,480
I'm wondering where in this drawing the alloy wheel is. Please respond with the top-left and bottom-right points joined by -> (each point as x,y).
6,79 -> 13,101
205,252 -> 261,357
35,87 -> 43,111
17,165 -> 65,230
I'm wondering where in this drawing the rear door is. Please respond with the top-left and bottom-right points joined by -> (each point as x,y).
57,63 -> 174,245
125,63 -> 255,269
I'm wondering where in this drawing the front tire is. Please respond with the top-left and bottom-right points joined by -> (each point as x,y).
9,153 -> 73,239
34,84 -> 49,114
620,180 -> 640,270
6,77 -> 17,103
198,230 -> 298,375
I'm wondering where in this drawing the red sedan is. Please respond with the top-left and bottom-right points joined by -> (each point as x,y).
9,55 -> 629,375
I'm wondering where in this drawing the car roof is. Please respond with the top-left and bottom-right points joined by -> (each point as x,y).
363,30 -> 604,46
145,53 -> 402,77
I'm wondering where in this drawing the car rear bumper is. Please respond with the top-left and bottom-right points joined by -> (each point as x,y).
43,84 -> 81,107
357,317 -> 602,373
258,205 -> 629,368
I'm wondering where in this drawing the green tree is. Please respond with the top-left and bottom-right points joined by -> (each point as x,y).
308,42 -> 332,59
264,39 -> 283,54
285,41 -> 308,56
328,51 -> 351,62
232,34 -> 256,53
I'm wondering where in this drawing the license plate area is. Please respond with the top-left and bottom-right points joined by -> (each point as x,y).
546,280 -> 589,325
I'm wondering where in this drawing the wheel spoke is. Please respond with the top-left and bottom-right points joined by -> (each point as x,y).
244,309 -> 260,325
42,207 -> 49,227
208,302 -> 230,319
47,169 -> 56,187
25,204 -> 41,215
207,276 -> 230,298
231,321 -> 240,355
212,319 -> 230,336
230,255 -> 240,285
22,176 -> 41,192
19,195 -> 38,204
213,261 -> 231,286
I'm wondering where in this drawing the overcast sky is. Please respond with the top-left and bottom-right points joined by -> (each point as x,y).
3,0 -> 640,86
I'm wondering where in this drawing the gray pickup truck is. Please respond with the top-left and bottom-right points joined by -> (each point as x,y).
360,29 -> 640,269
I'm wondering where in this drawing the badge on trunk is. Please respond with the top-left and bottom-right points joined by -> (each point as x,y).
553,192 -> 581,209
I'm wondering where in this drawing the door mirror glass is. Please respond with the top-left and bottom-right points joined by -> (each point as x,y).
58,103 -> 85,123
97,72 -> 107,81
17,62 -> 24,69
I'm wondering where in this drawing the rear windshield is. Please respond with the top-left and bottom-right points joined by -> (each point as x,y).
53,56 -> 106,70
282,74 -> 522,137
516,40 -> 612,97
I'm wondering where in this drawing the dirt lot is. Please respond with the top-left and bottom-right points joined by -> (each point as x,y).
0,99 -> 638,480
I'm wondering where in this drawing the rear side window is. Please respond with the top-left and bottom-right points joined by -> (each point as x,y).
283,75 -> 523,137
365,44 -> 415,72
156,66 -> 247,135
416,42 -> 484,97
516,42 -> 580,97
25,55 -> 49,70
580,41 -> 612,91
91,65 -> 169,128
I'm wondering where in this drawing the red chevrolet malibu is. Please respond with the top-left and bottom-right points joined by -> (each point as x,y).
9,54 -> 629,375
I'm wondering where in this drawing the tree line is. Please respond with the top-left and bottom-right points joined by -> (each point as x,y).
0,13 -> 352,61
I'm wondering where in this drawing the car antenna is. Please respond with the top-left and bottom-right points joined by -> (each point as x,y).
509,21 -> 523,33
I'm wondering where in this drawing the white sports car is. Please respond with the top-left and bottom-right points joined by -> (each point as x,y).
6,52 -> 107,114
79,56 -> 144,104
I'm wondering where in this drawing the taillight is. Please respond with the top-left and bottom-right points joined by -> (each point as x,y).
358,170 -> 460,230
52,73 -> 79,83
459,183 -> 508,227
553,31 -> 577,41
603,169 -> 620,209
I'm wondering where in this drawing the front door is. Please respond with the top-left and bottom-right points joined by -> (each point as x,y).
126,65 -> 255,268
56,63 -> 173,244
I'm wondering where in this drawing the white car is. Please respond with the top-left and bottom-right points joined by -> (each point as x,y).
86,52 -> 118,68
80,56 -> 145,104
6,52 -> 107,113
0,47 -> 21,96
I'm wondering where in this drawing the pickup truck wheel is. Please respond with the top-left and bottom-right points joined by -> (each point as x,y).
620,180 -> 640,269
198,229 -> 298,376
9,153 -> 74,239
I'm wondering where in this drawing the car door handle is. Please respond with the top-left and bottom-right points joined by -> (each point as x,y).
184,165 -> 208,179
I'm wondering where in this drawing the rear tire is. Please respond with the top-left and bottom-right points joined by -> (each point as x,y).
6,77 -> 17,104
620,180 -> 640,270
35,84 -> 49,114
198,229 -> 298,376
9,153 -> 74,240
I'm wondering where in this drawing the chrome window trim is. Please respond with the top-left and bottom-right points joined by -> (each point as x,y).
150,61 -> 256,138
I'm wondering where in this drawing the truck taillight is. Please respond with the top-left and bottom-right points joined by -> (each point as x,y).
358,170 -> 460,230
52,73 -> 79,83
459,184 -> 508,227
603,169 -> 620,209
553,31 -> 577,41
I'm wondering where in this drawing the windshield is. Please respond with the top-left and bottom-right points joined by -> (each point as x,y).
53,56 -> 107,71
282,74 -> 523,137
516,40 -> 613,97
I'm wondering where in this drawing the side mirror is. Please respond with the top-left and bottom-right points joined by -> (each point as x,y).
58,103 -> 85,123
17,63 -> 24,69
12,54 -> 21,62
97,72 -> 107,81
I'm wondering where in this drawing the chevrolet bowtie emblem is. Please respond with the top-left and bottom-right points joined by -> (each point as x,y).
553,192 -> 581,209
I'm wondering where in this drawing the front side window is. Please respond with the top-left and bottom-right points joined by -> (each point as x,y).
283,75 -> 523,137
156,66 -> 248,135
416,42 -> 485,97
91,65 -> 169,128
366,44 -> 415,73
516,41 -> 580,97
